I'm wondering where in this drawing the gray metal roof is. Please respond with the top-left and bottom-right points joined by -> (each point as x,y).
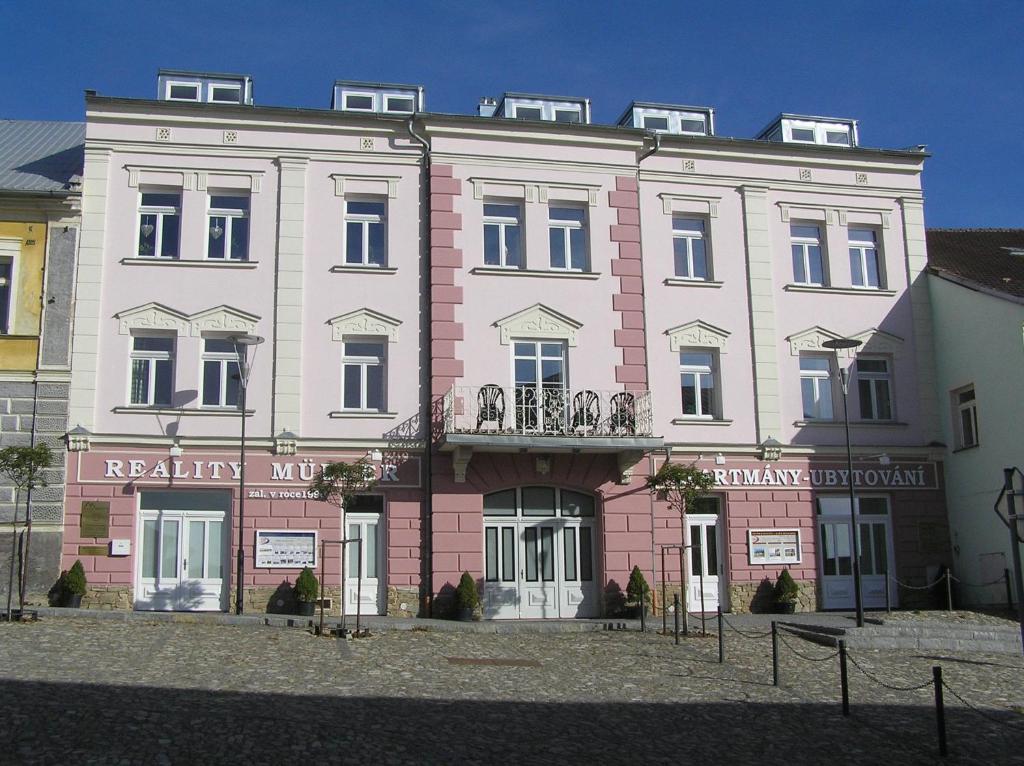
0,120 -> 84,193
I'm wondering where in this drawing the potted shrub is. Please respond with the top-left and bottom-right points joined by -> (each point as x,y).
61,560 -> 87,608
454,572 -> 480,621
773,568 -> 799,614
626,565 -> 651,619
294,566 -> 319,616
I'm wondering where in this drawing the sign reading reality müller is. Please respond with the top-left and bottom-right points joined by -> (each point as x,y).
747,529 -> 802,565
255,530 -> 317,569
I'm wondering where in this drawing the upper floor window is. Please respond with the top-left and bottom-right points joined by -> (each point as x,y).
512,106 -> 543,120
207,194 -> 250,261
343,92 -> 375,111
345,199 -> 387,267
201,338 -> 241,408
643,115 -> 670,132
954,386 -> 979,449
0,257 -> 12,334
554,108 -> 581,123
483,203 -> 522,268
166,82 -> 200,102
791,223 -> 825,286
138,191 -> 181,258
856,358 -> 892,421
130,335 -> 174,407
548,207 -> 587,271
673,217 -> 709,280
342,339 -> 386,411
208,84 -> 242,104
799,355 -> 833,420
384,95 -> 415,113
849,228 -> 882,289
679,350 -> 717,419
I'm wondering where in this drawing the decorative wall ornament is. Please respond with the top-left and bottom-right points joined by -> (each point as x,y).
799,168 -> 812,181
617,450 -> 644,485
66,426 -> 91,453
189,305 -> 261,336
223,130 -> 238,144
115,303 -> 190,336
495,304 -> 583,346
155,127 -> 171,142
666,320 -> 731,352
360,137 -> 375,151
328,308 -> 402,342
273,431 -> 298,456
850,328 -> 905,358
682,159 -> 696,172
452,446 -> 473,484
786,326 -> 844,356
856,172 -> 869,185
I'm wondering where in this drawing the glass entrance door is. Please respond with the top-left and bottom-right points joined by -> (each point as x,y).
686,514 -> 721,613
817,496 -> 894,609
345,513 -> 383,616
136,512 -> 226,611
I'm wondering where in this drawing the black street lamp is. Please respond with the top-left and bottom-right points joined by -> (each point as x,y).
822,337 -> 865,628
231,334 -> 264,615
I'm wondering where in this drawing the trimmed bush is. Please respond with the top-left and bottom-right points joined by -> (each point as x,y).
294,567 -> 319,603
455,572 -> 479,610
64,560 -> 87,597
626,565 -> 651,606
773,568 -> 799,604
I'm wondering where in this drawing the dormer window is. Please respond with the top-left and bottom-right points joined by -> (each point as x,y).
680,117 -> 707,134
158,70 -> 253,105
618,103 -> 714,136
385,95 -> 415,113
208,84 -> 242,104
642,115 -> 670,131
344,93 -> 375,111
554,108 -> 581,123
166,82 -> 200,102
757,115 -> 858,147
513,106 -> 543,120
493,95 -> 590,124
825,129 -> 851,146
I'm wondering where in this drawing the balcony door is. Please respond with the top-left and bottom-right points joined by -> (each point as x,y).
513,340 -> 567,434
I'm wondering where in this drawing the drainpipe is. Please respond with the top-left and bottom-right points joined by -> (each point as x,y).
407,117 -> 434,617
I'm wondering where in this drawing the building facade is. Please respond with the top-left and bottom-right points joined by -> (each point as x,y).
0,120 -> 82,602
61,72 -> 950,617
927,229 -> 1024,607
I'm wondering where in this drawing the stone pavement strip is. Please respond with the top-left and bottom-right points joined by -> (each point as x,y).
1,617 -> 1023,765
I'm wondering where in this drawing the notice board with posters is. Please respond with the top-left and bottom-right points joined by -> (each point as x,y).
254,530 -> 317,569
747,529 -> 801,565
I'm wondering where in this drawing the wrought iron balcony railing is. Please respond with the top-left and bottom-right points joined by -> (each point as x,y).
442,385 -> 654,438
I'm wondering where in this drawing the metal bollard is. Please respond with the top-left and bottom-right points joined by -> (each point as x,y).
884,571 -> 891,614
717,606 -> 724,664
673,593 -> 680,645
933,666 -> 947,757
945,570 -> 953,613
839,640 -> 849,716
640,596 -> 647,633
1006,568 -> 1014,612
771,621 -> 779,687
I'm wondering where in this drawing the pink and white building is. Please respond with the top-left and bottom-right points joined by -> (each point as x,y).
62,72 -> 950,617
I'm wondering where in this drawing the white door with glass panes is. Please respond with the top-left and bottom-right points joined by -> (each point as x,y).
344,504 -> 384,615
134,491 -> 230,611
685,497 -> 725,613
483,487 -> 598,619
817,496 -> 895,609
513,341 -> 567,434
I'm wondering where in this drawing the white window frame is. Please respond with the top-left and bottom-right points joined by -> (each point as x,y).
164,80 -> 201,102
791,223 -> 826,286
553,107 -> 581,123
856,356 -> 893,421
511,104 -> 544,120
342,91 -> 377,112
207,83 -> 242,104
679,114 -> 708,135
679,349 -> 718,419
0,239 -> 20,335
206,193 -> 250,261
137,190 -> 181,259
849,227 -> 883,289
341,338 -> 387,412
201,338 -> 241,409
128,334 -> 175,407
672,216 -> 710,280
799,355 -> 834,420
548,206 -> 588,271
483,202 -> 523,268
642,114 -> 671,132
383,95 -> 415,114
343,198 -> 387,267
954,385 -> 979,449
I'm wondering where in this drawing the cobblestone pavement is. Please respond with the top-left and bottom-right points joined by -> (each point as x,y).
1,617 -> 1023,765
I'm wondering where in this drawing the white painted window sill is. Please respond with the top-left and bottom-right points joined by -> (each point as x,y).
663,278 -> 723,288
112,406 -> 254,416
793,419 -> 908,428
470,267 -> 601,280
328,411 -> 399,419
784,284 -> 896,296
671,418 -> 733,426
121,258 -> 258,269
329,265 -> 398,274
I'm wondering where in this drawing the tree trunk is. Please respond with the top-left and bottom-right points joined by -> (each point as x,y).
19,489 -> 32,611
5,488 -> 17,620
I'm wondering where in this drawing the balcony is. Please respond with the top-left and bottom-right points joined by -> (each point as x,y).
439,385 -> 663,484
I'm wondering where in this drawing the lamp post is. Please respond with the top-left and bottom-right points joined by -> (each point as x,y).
231,334 -> 264,615
822,337 -> 865,628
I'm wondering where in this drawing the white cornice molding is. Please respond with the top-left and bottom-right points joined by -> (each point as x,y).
189,305 -> 261,336
115,303 -> 190,335
666,320 -> 731,352
430,151 -> 636,177
124,163 -> 265,193
495,303 -> 583,346
468,176 -> 601,205
328,308 -> 401,342
330,173 -> 400,198
659,192 -> 720,217
89,138 -> 422,166
640,168 -> 923,200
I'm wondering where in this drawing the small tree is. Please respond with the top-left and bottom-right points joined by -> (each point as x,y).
0,443 -> 53,618
455,572 -> 479,610
626,565 -> 651,608
646,461 -> 715,614
63,560 -> 87,598
773,568 -> 799,605
294,566 -> 319,603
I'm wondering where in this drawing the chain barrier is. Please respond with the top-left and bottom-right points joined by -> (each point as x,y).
845,651 -> 935,692
941,680 -> 1024,731
890,575 -> 938,591
719,613 -> 773,639
776,627 -> 840,662
947,574 -> 1008,589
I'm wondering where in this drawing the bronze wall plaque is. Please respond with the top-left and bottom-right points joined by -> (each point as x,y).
80,501 -> 110,538
78,545 -> 107,556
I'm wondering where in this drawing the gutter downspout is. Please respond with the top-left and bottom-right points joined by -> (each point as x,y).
407,117 -> 434,617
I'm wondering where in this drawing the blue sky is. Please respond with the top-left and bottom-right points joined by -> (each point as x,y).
1,0 -> 1020,228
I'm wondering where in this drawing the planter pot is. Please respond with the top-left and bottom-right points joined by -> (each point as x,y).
297,601 -> 316,617
775,601 -> 797,615
62,593 -> 83,609
456,606 -> 476,622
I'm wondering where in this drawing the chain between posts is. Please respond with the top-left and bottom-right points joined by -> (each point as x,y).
719,613 -> 773,639
940,679 -> 1024,731
845,652 -> 935,692
775,627 -> 840,662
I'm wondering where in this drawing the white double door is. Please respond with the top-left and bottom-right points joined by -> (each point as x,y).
343,514 -> 384,615
818,497 -> 895,609
686,514 -> 723,613
135,509 -> 227,611
483,520 -> 598,619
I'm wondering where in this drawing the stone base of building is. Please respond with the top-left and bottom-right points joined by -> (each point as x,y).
729,580 -> 818,614
243,585 -> 344,616
386,586 -> 420,617
77,585 -> 134,611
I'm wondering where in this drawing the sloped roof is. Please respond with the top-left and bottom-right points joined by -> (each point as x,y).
0,119 -> 84,193
926,228 -> 1024,301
